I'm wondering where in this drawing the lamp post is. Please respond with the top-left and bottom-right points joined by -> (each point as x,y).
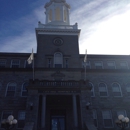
115,115 -> 129,130
1,115 -> 17,130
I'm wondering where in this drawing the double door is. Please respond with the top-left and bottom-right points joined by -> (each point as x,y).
51,115 -> 65,130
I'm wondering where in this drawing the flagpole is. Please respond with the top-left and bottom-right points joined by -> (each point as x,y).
32,49 -> 35,81
84,49 -> 87,81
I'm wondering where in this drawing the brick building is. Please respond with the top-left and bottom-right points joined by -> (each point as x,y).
0,0 -> 130,130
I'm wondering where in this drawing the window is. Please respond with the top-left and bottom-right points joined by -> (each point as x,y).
25,60 -> 32,68
54,52 -> 63,68
18,111 -> 26,128
65,59 -> 68,68
102,110 -> 113,128
92,110 -> 98,127
6,82 -> 16,97
112,83 -> 122,97
21,83 -> 28,97
116,110 -> 129,127
119,62 -> 128,69
55,8 -> 60,21
0,59 -> 6,68
90,82 -> 95,97
126,84 -> 130,96
107,61 -> 116,69
11,59 -> 20,68
1,111 -> 12,128
48,59 -> 51,68
95,62 -> 103,69
82,61 -> 91,69
99,83 -> 108,97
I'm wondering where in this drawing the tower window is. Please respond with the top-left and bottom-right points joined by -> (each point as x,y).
49,9 -> 52,22
55,8 -> 61,21
54,52 -> 63,68
64,9 -> 67,21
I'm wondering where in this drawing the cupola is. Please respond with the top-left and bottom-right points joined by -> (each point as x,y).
44,0 -> 70,25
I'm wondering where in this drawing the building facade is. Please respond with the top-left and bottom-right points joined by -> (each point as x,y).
0,0 -> 130,130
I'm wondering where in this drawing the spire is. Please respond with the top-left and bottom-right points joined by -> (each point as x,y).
44,0 -> 70,25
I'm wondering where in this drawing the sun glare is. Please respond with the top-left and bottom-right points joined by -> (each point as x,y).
80,8 -> 130,55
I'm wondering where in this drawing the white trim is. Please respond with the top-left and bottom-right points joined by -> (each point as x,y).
5,82 -> 16,97
112,82 -> 122,97
107,61 -> 116,69
54,52 -> 63,68
102,110 -> 114,128
98,82 -> 108,97
94,61 -> 103,69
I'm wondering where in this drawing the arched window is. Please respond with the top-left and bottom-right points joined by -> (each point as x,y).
21,82 -> 28,97
54,52 -> 63,68
112,82 -> 122,97
55,8 -> 60,21
6,82 -> 16,97
89,82 -> 95,97
99,83 -> 108,97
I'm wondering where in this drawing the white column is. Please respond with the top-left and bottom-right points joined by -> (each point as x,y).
41,95 -> 46,128
67,9 -> 70,25
46,10 -> 49,24
61,6 -> 64,21
73,94 -> 78,127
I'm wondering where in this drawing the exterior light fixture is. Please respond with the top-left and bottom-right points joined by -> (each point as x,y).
115,114 -> 129,130
1,115 -> 17,130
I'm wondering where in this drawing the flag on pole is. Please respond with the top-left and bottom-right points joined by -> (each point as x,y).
27,49 -> 35,81
27,49 -> 34,64
84,49 -> 87,63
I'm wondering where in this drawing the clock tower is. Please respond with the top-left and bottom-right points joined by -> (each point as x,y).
35,0 -> 81,72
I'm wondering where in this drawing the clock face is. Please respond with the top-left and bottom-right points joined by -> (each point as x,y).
53,38 -> 63,46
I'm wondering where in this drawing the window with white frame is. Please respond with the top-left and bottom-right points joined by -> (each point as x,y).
119,61 -> 128,69
11,59 -> 20,68
25,60 -> 32,68
92,110 -> 98,127
82,61 -> 91,69
94,62 -> 103,69
99,83 -> 108,97
90,82 -> 95,97
117,110 -> 129,127
6,82 -> 16,97
54,52 -> 63,68
0,59 -> 6,68
21,83 -> 28,97
107,61 -> 116,69
126,84 -> 130,96
18,111 -> 26,128
102,110 -> 113,128
112,83 -> 122,97
1,111 -> 12,128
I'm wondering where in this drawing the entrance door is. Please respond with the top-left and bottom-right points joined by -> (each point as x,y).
51,115 -> 65,130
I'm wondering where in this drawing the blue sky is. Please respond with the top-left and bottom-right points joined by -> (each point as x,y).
0,0 -> 130,54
